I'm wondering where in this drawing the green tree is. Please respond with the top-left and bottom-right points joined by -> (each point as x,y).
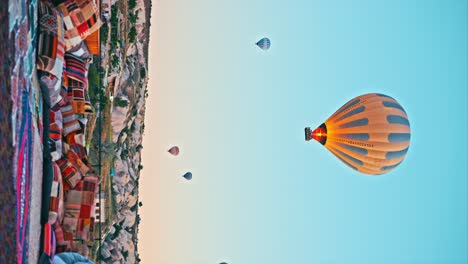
87,62 -> 100,105
128,26 -> 137,43
122,251 -> 129,261
129,12 -> 137,24
114,97 -> 129,108
140,67 -> 146,79
120,149 -> 128,160
111,54 -> 119,69
128,0 -> 136,9
100,23 -> 109,43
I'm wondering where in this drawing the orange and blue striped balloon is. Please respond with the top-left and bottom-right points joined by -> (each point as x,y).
305,93 -> 410,175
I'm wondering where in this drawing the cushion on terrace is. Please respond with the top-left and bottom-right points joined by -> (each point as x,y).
64,53 -> 88,83
70,143 -> 91,168
61,72 -> 69,101
49,162 -> 65,222
49,212 -> 58,225
56,0 -> 102,50
62,176 -> 99,240
75,118 -> 87,145
53,222 -> 74,253
60,102 -> 81,135
71,101 -> 94,114
64,120 -> 92,169
49,107 -> 63,161
56,158 -> 82,189
67,78 -> 94,114
37,0 -> 65,78
65,119 -> 86,147
42,223 -> 56,258
66,149 -> 90,176
68,41 -> 93,61
40,71 -> 63,108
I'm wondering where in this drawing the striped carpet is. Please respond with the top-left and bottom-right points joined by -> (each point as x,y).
2,0 -> 43,263
0,1 -> 15,263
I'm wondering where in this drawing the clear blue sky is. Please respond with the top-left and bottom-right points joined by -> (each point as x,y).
140,0 -> 467,263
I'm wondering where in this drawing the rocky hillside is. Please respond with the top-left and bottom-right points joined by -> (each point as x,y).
98,0 -> 151,262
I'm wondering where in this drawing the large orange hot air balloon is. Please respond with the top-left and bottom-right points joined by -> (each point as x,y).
305,93 -> 410,175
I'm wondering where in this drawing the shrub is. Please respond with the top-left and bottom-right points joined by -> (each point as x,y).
111,54 -> 120,69
120,149 -> 128,160
128,27 -> 137,43
100,23 -> 109,43
128,0 -> 136,10
129,12 -> 137,24
140,67 -> 146,79
114,97 -> 129,108
87,62 -> 100,105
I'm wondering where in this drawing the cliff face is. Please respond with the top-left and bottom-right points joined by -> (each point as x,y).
99,0 -> 150,262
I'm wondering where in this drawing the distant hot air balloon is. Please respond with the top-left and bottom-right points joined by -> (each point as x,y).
305,93 -> 410,175
168,146 -> 179,156
256,37 -> 271,50
183,172 -> 192,180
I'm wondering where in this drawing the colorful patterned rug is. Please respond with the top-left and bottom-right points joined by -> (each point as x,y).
4,0 -> 43,263
0,1 -> 15,263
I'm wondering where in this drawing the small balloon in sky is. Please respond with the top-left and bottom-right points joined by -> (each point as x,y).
183,172 -> 192,180
305,93 -> 411,175
168,146 -> 179,156
256,37 -> 271,50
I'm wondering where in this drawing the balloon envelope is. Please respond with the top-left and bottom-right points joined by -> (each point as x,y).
256,37 -> 271,50
305,93 -> 410,175
168,146 -> 179,156
183,172 -> 192,180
